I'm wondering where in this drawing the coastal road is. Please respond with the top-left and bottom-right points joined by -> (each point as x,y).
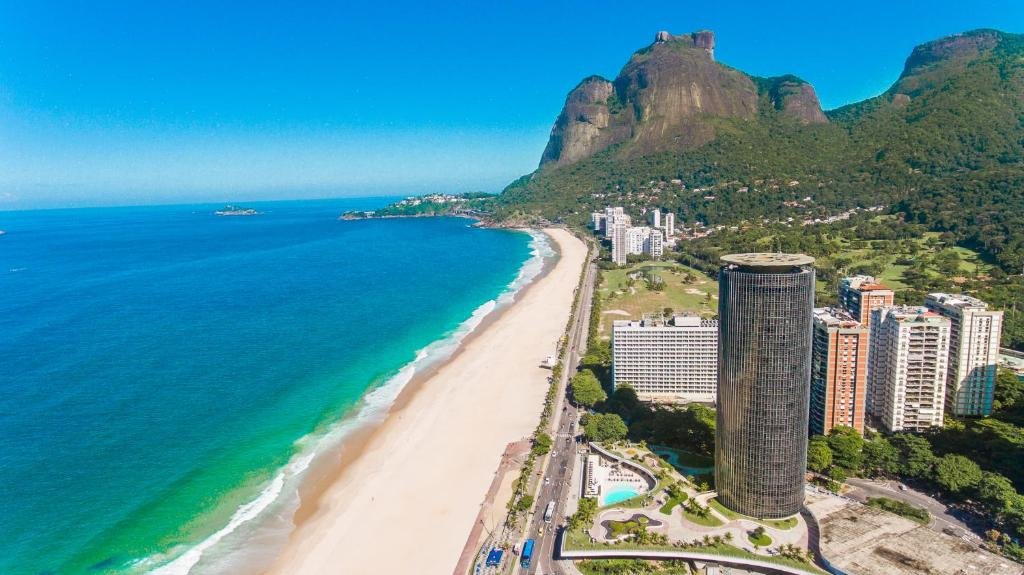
520,250 -> 597,575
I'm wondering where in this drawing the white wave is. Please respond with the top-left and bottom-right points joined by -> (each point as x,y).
139,229 -> 555,575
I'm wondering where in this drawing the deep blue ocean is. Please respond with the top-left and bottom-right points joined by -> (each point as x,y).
0,199 -> 537,574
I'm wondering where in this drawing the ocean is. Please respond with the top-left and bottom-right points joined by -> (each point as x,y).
0,198 -> 545,574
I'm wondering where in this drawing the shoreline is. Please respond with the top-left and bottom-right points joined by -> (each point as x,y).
261,227 -> 586,574
145,226 -> 555,575
284,230 -> 562,530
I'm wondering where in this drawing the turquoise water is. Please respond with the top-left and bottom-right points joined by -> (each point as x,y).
651,446 -> 714,477
0,199 -> 537,574
602,486 -> 641,506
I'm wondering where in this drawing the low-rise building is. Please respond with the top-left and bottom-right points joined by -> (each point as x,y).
612,315 -> 717,403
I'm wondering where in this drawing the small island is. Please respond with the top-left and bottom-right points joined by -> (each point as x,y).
214,205 -> 261,216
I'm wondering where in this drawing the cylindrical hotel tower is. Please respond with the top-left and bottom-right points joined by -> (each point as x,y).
715,253 -> 815,518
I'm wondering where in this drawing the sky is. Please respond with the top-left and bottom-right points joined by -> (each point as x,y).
1,1 -> 1022,209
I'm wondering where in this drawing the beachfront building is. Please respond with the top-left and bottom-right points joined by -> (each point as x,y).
716,253 -> 815,518
867,306 -> 951,432
810,308 -> 869,436
839,276 -> 895,325
611,315 -> 718,403
924,293 -> 1003,417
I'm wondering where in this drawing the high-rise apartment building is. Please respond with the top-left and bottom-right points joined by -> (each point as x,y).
716,253 -> 815,519
648,209 -> 661,228
810,308 -> 869,436
925,293 -> 1003,417
648,229 -> 664,257
867,306 -> 951,432
603,207 -> 627,239
610,219 -> 628,265
663,212 -> 675,237
839,276 -> 895,325
612,315 -> 718,403
624,226 -> 664,258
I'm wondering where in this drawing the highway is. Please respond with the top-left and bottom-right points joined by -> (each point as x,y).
520,252 -> 597,575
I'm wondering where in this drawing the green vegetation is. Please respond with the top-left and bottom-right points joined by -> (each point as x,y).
569,497 -> 599,531
532,433 -> 552,456
681,499 -> 722,527
675,213 -> 1023,351
564,524 -> 825,574
578,559 -> 691,575
806,402 -> 1024,558
707,498 -> 799,530
572,369 -> 608,408
748,526 -> 772,547
583,413 -> 629,442
350,192 -> 495,218
495,30 -> 1024,352
598,262 -> 718,329
514,494 -> 535,513
659,482 -> 689,515
865,497 -> 930,524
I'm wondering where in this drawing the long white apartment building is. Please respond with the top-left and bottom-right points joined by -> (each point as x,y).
867,306 -> 951,432
924,293 -> 1003,417
625,226 -> 664,258
611,315 -> 718,403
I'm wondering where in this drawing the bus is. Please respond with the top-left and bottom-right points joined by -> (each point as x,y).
543,501 -> 555,523
520,539 -> 535,568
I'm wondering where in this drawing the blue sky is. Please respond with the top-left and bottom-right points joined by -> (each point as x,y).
1,1 -> 1022,209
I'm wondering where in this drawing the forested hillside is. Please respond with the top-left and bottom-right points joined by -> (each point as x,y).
495,29 -> 1024,275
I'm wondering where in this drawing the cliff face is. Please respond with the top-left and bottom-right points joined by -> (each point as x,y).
540,30 -> 827,167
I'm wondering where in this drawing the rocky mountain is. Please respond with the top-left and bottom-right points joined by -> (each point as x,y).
539,30 -> 827,168
496,28 -> 1024,273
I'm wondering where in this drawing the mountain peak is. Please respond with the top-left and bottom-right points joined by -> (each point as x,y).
902,29 -> 1004,77
538,29 -> 825,167
654,29 -> 716,59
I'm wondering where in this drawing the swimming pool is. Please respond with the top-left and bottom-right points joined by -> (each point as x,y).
602,485 -> 640,506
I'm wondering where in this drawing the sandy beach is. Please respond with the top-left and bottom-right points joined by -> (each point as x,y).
265,227 -> 587,575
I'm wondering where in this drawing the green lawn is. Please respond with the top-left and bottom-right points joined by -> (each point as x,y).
708,498 -> 798,530
659,494 -> 688,515
682,507 -> 723,527
865,497 -> 930,524
598,262 -> 718,333
748,532 -> 773,547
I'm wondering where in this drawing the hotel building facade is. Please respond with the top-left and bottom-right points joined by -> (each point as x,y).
925,293 -> 1003,417
810,308 -> 869,436
715,253 -> 815,519
611,315 -> 718,403
867,306 -> 951,432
